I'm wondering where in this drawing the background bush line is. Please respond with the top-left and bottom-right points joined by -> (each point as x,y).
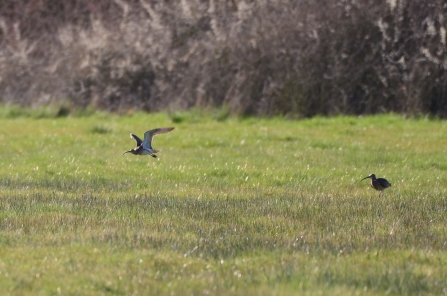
0,0 -> 446,117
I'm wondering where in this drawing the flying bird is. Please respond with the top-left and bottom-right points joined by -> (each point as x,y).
361,173 -> 391,196
123,127 -> 174,158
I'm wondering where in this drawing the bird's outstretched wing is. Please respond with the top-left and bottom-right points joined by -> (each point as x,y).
130,133 -> 143,146
142,127 -> 175,149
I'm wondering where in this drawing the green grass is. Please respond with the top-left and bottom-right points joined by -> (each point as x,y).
0,108 -> 446,295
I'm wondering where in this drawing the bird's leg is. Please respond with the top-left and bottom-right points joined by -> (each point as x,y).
151,154 -> 157,158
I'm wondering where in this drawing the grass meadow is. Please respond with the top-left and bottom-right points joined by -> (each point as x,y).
0,106 -> 447,295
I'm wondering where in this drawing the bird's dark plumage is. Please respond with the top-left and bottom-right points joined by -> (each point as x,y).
361,173 -> 391,195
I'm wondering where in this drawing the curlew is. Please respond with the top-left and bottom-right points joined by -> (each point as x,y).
361,173 -> 392,196
123,127 -> 174,158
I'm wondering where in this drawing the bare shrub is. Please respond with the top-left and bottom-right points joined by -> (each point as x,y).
0,0 -> 446,117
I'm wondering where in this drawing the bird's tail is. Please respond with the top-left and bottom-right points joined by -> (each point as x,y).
153,149 -> 161,153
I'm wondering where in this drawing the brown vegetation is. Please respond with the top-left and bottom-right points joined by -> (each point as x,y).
0,0 -> 446,117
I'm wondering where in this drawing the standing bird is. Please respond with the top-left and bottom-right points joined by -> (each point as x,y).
361,173 -> 392,196
123,127 -> 174,158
